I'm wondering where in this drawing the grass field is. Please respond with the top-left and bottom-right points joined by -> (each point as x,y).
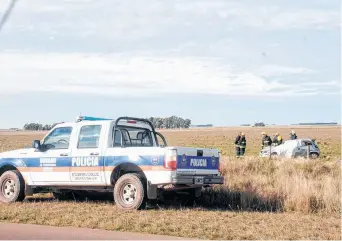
0,126 -> 341,240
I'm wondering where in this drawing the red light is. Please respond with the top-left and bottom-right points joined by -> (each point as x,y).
164,150 -> 177,170
127,120 -> 137,124
164,160 -> 177,170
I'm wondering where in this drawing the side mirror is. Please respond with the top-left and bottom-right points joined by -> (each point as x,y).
32,140 -> 41,150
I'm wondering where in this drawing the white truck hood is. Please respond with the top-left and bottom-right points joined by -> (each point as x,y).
0,148 -> 34,158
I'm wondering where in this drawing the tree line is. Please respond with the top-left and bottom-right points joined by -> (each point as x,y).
23,116 -> 192,130
23,123 -> 59,131
147,116 -> 191,129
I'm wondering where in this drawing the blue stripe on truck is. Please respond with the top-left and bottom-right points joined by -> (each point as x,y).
0,155 -> 219,170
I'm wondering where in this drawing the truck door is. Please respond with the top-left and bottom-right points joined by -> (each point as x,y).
69,123 -> 106,184
30,125 -> 75,184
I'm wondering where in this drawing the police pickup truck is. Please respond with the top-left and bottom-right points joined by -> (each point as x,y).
0,116 -> 223,210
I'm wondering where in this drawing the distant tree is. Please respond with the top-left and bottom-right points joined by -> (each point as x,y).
23,122 -> 56,131
254,122 -> 265,127
146,116 -> 192,129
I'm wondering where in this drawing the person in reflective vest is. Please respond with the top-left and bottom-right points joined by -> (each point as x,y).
261,132 -> 272,148
273,133 -> 283,146
238,133 -> 246,156
234,132 -> 241,158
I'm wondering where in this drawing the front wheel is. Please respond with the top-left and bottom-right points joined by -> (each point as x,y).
113,173 -> 146,210
0,170 -> 26,203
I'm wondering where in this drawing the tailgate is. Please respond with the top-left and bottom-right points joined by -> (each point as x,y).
175,147 -> 220,175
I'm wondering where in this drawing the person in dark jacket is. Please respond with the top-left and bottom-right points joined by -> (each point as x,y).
261,132 -> 272,148
289,130 -> 297,140
234,132 -> 241,157
238,133 -> 247,156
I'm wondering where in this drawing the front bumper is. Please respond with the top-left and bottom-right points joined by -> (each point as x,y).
171,175 -> 224,185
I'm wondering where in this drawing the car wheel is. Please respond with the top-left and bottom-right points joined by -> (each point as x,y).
0,170 -> 25,203
113,173 -> 146,210
309,153 -> 319,159
270,153 -> 278,159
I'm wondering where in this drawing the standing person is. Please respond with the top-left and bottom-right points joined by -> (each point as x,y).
273,133 -> 283,146
234,132 -> 241,158
289,130 -> 297,140
238,133 -> 247,156
261,132 -> 272,149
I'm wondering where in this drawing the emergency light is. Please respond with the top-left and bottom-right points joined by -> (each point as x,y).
76,116 -> 112,122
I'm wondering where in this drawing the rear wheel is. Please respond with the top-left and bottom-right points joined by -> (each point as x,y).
270,153 -> 278,159
309,152 -> 319,159
0,170 -> 25,203
113,173 -> 146,210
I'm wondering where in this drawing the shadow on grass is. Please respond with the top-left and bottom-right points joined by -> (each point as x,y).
156,187 -> 284,212
23,188 -> 284,213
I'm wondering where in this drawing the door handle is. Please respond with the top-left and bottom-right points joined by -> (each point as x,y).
90,152 -> 99,156
60,153 -> 69,156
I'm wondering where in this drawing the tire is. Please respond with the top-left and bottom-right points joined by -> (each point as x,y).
309,153 -> 319,159
0,170 -> 25,203
113,173 -> 146,210
270,153 -> 278,159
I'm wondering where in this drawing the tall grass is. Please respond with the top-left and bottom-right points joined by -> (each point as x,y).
201,156 -> 341,214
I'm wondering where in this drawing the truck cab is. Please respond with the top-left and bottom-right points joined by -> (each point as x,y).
0,116 -> 223,210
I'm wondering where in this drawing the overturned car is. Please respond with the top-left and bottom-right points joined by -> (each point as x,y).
259,138 -> 320,159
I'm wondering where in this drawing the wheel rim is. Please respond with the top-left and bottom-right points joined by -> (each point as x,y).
1,178 -> 16,199
121,183 -> 137,205
311,153 -> 318,159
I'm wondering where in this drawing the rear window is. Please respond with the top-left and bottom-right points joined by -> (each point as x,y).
78,125 -> 102,148
113,126 -> 154,147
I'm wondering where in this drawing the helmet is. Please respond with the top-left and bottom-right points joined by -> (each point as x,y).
262,131 -> 266,135
241,132 -> 245,136
291,130 -> 295,134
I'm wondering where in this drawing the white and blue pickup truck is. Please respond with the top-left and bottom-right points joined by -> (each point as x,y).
0,116 -> 223,210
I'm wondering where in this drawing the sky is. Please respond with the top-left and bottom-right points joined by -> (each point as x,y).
0,0 -> 340,128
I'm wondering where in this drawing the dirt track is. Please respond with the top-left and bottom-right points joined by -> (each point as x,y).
0,223 -> 192,240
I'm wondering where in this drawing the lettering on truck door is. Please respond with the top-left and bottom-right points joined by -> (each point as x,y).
70,123 -> 105,183
29,126 -> 75,184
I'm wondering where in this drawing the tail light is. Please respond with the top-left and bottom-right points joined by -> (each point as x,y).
127,120 -> 137,124
164,149 -> 177,170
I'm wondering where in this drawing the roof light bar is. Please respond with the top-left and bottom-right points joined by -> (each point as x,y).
76,116 -> 112,122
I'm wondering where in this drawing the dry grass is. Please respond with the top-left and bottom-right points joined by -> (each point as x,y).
201,156 -> 340,214
0,126 -> 341,240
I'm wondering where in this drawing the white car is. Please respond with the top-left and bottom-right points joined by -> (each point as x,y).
0,116 -> 223,210
259,138 -> 320,159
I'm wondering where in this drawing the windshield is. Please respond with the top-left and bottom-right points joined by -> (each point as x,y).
113,125 -> 155,147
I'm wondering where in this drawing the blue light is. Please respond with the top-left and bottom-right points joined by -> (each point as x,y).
77,116 -> 112,122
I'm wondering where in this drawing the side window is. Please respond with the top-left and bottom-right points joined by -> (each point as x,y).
43,127 -> 73,150
302,140 -> 312,146
77,125 -> 102,149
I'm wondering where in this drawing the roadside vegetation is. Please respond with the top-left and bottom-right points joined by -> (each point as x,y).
0,126 -> 340,240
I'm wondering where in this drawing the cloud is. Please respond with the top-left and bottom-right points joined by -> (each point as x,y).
1,0 -> 338,41
0,51 -> 337,97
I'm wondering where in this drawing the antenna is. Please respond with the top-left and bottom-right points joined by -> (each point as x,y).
0,0 -> 19,33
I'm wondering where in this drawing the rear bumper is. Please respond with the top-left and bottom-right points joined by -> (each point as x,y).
171,175 -> 224,185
